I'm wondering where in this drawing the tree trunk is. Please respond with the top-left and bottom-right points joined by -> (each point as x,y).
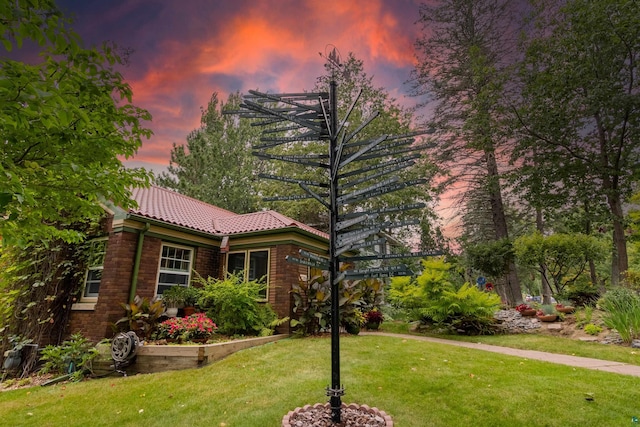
540,264 -> 554,305
608,196 -> 628,286
535,206 -> 553,304
486,149 -> 522,305
596,113 -> 628,285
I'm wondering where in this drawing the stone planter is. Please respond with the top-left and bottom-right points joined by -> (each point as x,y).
556,306 -> 575,314
537,314 -> 558,322
366,321 -> 381,330
283,403 -> 393,426
520,309 -> 537,317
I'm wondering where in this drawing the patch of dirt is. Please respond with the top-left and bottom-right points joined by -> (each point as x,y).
0,373 -> 54,392
536,310 -> 609,341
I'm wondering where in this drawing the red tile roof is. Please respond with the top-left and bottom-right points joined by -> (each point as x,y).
129,186 -> 328,239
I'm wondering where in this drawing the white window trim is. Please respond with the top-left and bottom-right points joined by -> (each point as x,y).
155,243 -> 193,296
226,248 -> 270,301
83,238 -> 108,299
73,237 -> 108,311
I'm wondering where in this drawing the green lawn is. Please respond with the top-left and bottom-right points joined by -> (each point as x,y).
1,335 -> 640,426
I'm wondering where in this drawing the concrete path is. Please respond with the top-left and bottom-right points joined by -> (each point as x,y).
361,332 -> 640,377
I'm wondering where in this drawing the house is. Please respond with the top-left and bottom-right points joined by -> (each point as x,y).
67,185 -> 329,342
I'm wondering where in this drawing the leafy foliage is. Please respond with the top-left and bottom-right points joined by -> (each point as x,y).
196,273 -> 269,336
599,287 -> 640,343
39,333 -> 99,381
116,296 -> 165,340
516,0 -> 640,282
0,236 -> 89,365
583,323 -> 602,336
289,268 -> 384,336
465,238 -> 515,279
390,258 -> 500,334
411,0 -> 523,304
514,232 -> 607,295
420,283 -> 501,334
1,0 -> 153,246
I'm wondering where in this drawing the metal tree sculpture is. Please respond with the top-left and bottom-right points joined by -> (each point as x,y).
232,49 -> 436,423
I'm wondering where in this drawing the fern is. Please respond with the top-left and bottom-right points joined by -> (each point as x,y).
421,283 -> 501,334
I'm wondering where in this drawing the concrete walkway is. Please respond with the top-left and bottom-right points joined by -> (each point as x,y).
361,332 -> 640,377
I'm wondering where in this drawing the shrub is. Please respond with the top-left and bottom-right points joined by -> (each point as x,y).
420,283 -> 501,335
39,333 -> 99,381
622,270 -> 640,292
559,280 -> 600,307
197,273 -> 270,336
584,323 -> 603,336
115,295 -> 165,340
389,258 -> 501,334
289,269 -> 382,336
599,287 -> 640,343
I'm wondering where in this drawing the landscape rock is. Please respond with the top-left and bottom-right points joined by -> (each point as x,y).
494,309 -> 542,334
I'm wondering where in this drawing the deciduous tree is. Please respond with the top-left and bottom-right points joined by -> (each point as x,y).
0,0 -> 153,246
516,0 -> 640,284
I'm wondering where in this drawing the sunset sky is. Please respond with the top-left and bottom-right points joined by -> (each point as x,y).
56,0 -> 426,175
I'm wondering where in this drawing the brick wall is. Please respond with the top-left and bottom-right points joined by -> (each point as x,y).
67,230 -> 138,342
67,226 -> 225,342
194,246 -> 221,285
269,244 -> 310,334
133,236 -> 162,298
67,223 -> 320,341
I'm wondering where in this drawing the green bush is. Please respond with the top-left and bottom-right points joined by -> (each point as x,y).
559,280 -> 600,307
599,287 -> 640,343
389,258 -> 501,334
39,333 -> 99,381
290,269 -> 383,336
197,273 -> 270,336
622,270 -> 640,292
420,283 -> 501,334
584,323 -> 603,336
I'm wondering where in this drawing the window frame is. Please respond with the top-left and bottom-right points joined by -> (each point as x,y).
226,248 -> 270,301
82,238 -> 108,300
156,243 -> 194,296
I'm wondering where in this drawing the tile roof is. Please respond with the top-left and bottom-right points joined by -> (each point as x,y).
129,186 -> 328,240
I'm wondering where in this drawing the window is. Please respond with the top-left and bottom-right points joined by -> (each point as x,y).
157,244 -> 193,295
227,249 -> 269,299
83,239 -> 107,298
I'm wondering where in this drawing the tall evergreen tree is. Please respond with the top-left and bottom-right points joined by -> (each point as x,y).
157,92 -> 262,214
411,0 -> 523,304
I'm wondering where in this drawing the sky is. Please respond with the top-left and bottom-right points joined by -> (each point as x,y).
55,0 -> 427,175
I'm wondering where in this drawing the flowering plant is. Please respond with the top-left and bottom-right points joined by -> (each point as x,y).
156,313 -> 217,342
364,309 -> 384,324
515,304 -> 532,313
485,282 -> 494,292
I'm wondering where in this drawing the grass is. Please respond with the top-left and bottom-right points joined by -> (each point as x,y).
380,320 -> 640,366
2,335 -> 640,426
